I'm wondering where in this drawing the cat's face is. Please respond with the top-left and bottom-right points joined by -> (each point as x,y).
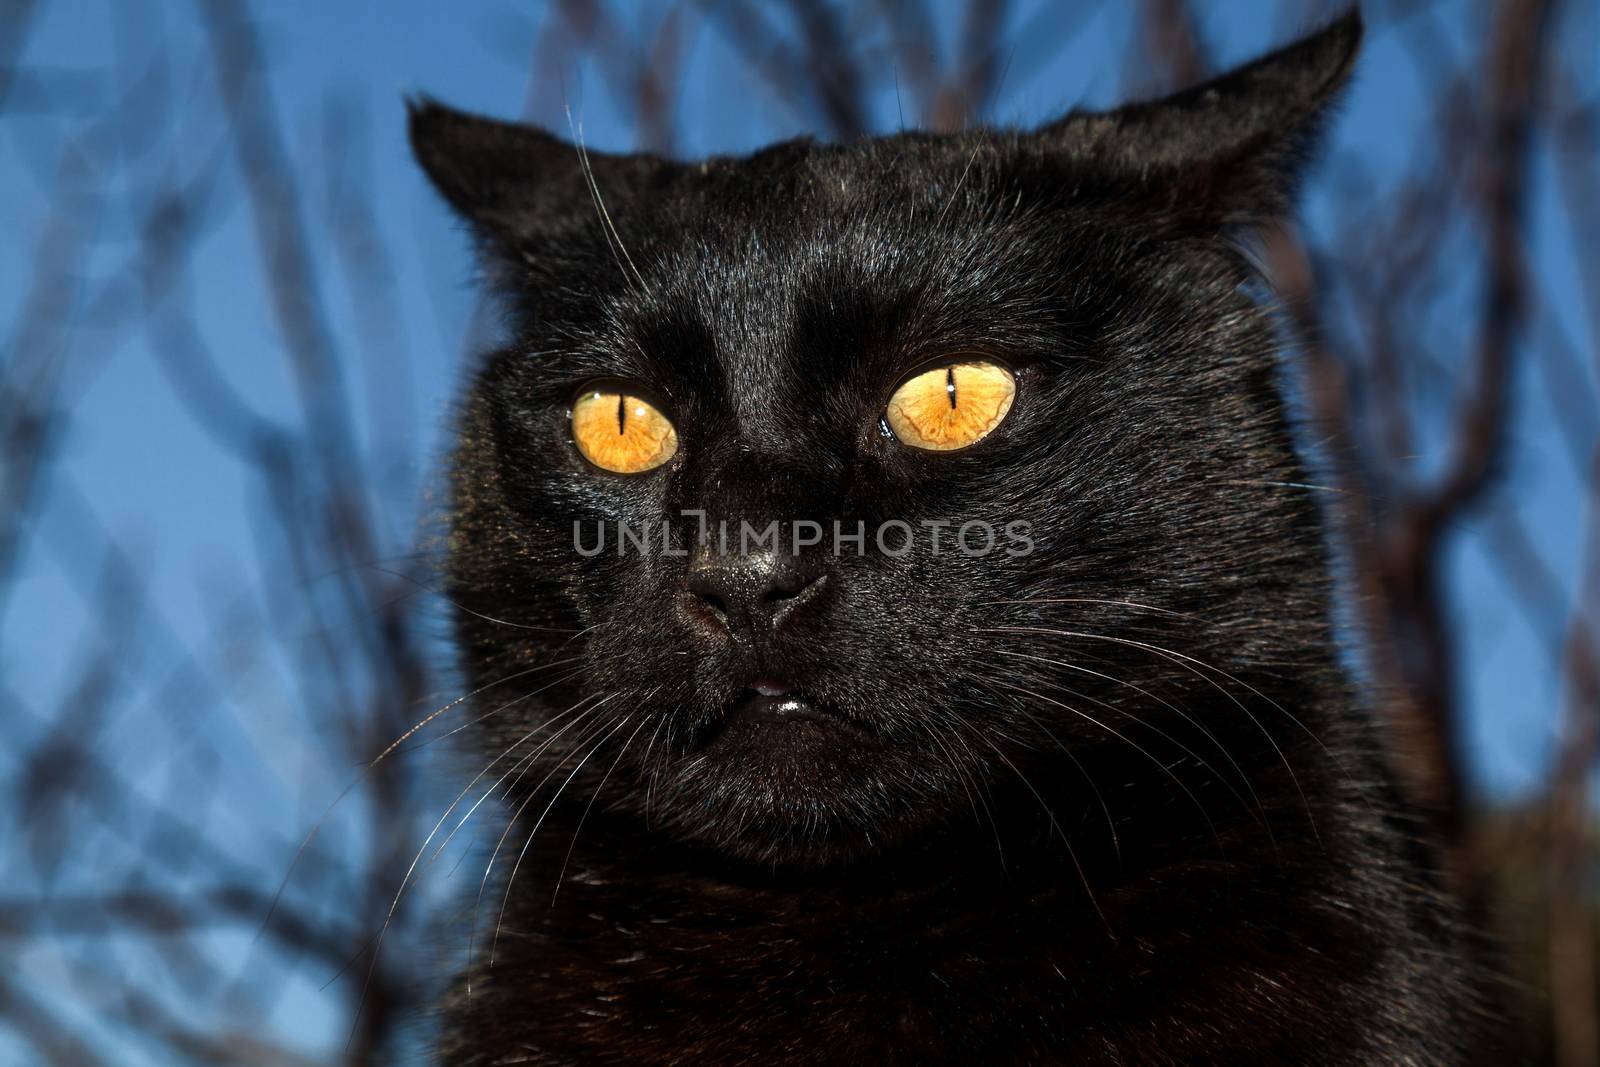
414,17 -> 1359,868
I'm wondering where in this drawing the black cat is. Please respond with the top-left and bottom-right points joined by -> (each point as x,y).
410,13 -> 1497,1064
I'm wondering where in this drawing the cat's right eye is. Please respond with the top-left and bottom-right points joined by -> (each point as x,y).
884,360 -> 1016,451
570,385 -> 679,474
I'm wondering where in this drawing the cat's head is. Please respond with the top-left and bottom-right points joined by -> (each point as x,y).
412,15 -> 1361,870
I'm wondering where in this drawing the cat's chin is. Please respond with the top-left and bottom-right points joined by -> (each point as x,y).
647,693 -> 948,869
694,693 -> 885,807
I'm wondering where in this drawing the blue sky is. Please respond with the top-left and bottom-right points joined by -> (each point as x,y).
2,0 -> 1591,1059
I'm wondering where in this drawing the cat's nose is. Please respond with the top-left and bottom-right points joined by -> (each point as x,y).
686,550 -> 827,639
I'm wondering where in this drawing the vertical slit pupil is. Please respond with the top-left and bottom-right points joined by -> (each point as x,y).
617,394 -> 627,435
946,366 -> 957,410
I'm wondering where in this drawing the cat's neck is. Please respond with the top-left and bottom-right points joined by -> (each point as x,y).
445,724 -> 1380,1066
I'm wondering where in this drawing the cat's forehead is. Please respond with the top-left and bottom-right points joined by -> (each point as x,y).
525,130 -> 1177,439
596,170 -> 1065,418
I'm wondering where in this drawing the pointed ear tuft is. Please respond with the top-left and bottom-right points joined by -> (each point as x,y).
1041,10 -> 1363,227
407,97 -> 572,235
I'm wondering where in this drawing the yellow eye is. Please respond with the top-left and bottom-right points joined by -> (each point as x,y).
884,360 -> 1016,451
570,386 -> 679,473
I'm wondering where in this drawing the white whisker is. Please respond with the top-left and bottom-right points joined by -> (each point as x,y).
981,625 -> 1330,841
467,696 -> 621,989
263,657 -> 581,946
973,728 -> 1111,938
989,648 -> 1272,847
565,107 -> 645,291
552,692 -> 658,904
490,711 -> 636,966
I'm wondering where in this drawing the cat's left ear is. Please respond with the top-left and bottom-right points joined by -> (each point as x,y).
1039,11 -> 1362,227
408,97 -> 672,262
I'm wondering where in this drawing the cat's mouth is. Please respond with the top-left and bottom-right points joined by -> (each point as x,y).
709,677 -> 872,743
728,688 -> 837,728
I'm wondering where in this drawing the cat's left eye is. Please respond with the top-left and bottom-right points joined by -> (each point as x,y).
884,360 -> 1016,452
570,385 -> 679,474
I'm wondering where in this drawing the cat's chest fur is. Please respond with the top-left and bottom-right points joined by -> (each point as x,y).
439,764 -> 1459,1066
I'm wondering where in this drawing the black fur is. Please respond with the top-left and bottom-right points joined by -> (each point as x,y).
411,13 -> 1498,1064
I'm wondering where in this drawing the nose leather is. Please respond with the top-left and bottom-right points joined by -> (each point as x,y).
687,548 -> 826,638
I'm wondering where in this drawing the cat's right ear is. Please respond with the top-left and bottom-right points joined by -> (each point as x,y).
1036,11 -> 1362,229
408,97 -> 666,261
